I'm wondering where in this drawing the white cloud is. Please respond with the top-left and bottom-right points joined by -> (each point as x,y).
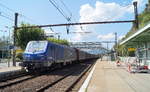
79,1 -> 135,23
71,33 -> 82,42
71,0 -> 145,42
97,33 -> 115,40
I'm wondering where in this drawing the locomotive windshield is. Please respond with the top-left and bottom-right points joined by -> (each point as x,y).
25,41 -> 48,53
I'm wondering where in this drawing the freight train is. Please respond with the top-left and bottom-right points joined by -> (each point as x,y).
20,41 -> 97,71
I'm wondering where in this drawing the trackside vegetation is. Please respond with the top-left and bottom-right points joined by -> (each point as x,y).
16,23 -> 45,49
117,1 -> 150,56
47,38 -> 69,46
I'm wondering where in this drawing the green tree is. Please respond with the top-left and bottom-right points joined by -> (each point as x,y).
120,1 -> 150,45
16,23 -> 45,49
138,11 -> 150,27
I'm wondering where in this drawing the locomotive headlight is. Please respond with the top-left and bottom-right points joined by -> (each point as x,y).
23,54 -> 30,60
25,55 -> 31,57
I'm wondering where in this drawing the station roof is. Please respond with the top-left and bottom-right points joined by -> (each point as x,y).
120,23 -> 150,46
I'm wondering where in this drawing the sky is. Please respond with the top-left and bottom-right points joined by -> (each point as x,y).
0,0 -> 148,49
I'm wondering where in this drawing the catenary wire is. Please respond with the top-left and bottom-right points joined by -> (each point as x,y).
48,0 -> 70,21
0,1 -> 40,24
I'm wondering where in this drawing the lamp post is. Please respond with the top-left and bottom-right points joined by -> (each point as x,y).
0,30 -> 5,60
5,26 -> 12,67
58,35 -> 60,40
0,30 -> 3,60
114,32 -> 117,59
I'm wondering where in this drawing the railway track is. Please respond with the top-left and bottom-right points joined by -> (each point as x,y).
36,71 -> 74,92
0,64 -> 68,89
65,62 -> 94,92
0,73 -> 40,89
0,72 -> 28,82
0,60 -> 96,92
36,61 -> 95,92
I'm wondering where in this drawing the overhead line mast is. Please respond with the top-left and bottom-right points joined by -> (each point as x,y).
12,13 -> 18,66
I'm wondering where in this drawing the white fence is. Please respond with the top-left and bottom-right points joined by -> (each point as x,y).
119,57 -> 138,66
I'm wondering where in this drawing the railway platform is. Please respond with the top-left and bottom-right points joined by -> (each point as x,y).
79,59 -> 150,92
0,66 -> 22,73
0,66 -> 25,80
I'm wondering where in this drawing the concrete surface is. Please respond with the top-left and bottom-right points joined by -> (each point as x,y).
0,61 -> 20,68
0,66 -> 24,80
86,60 -> 150,92
0,66 -> 22,73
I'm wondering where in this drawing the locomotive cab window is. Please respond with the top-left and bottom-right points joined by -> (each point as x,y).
25,41 -> 48,54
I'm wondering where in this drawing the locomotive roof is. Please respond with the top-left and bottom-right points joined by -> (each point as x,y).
48,41 -> 73,49
29,40 -> 74,50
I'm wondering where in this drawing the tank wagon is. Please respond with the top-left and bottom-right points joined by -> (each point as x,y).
20,41 -> 97,71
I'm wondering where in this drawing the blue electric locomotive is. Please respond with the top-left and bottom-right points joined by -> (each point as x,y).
21,41 -> 77,70
20,40 -> 98,71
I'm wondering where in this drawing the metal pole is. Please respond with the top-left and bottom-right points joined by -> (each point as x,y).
106,42 -> 109,61
115,32 -> 117,60
115,32 -> 117,48
133,2 -> 139,29
2,30 -> 5,60
5,26 -> 11,67
58,35 -> 60,40
8,28 -> 10,67
145,42 -> 148,65
2,30 -> 3,60
13,13 -> 18,66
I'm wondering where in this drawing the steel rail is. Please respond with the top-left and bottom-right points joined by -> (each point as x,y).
36,60 -> 96,92
65,61 -> 96,92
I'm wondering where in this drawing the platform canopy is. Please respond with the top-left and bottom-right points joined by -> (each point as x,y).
120,23 -> 150,46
